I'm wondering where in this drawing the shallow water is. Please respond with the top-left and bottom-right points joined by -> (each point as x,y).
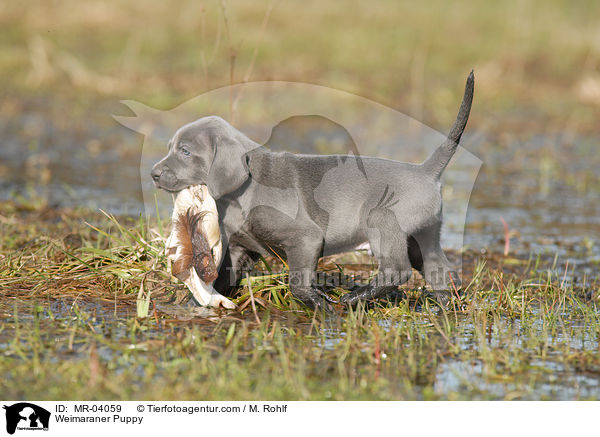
2,110 -> 600,400
2,297 -> 599,400
2,111 -> 598,266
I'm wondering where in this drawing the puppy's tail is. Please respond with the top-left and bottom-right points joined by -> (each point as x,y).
422,71 -> 474,178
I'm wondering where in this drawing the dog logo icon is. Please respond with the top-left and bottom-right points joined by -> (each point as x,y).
3,403 -> 50,434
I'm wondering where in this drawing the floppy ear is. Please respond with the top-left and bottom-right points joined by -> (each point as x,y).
206,134 -> 250,199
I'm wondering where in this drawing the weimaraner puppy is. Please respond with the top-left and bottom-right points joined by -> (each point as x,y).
151,72 -> 474,310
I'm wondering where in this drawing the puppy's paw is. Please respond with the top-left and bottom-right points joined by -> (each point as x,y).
432,290 -> 451,308
447,271 -> 462,290
340,285 -> 374,308
340,285 -> 398,308
292,287 -> 333,312
423,289 -> 462,309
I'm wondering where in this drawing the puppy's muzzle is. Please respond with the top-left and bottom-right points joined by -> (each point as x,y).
150,165 -> 178,190
150,167 -> 161,183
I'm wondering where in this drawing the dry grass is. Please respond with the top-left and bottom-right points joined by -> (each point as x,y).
1,199 -> 599,400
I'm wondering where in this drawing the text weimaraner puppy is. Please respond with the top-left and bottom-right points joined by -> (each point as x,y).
151,72 -> 474,310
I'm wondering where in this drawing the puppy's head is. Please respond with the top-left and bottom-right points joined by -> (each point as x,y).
150,116 -> 251,198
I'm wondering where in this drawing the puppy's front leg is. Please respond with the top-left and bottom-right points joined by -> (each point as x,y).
213,245 -> 260,297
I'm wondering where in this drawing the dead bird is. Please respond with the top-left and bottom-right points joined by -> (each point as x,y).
165,184 -> 236,309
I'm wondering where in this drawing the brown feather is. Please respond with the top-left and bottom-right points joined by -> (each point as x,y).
171,214 -> 193,282
171,208 -> 219,283
187,209 -> 219,283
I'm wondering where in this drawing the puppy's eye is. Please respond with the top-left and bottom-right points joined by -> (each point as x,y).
181,146 -> 191,156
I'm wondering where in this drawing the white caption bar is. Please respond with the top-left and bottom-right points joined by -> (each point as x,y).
0,401 -> 596,437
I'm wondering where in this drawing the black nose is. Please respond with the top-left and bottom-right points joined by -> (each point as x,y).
150,168 -> 162,182
151,167 -> 161,182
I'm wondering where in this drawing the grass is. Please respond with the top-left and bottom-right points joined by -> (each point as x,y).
1,199 -> 599,400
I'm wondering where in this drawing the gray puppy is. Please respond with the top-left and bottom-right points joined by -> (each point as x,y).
151,72 -> 474,310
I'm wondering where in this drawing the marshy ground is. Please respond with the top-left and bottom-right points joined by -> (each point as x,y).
1,199 -> 599,400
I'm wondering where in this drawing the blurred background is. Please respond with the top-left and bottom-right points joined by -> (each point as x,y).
1,0 -> 600,271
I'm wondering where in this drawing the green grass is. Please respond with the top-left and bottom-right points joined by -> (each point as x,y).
1,199 -> 599,400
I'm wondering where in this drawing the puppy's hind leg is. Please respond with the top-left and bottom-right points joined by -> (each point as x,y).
410,223 -> 461,306
341,208 -> 412,307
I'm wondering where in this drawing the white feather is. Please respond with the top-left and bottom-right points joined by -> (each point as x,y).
165,185 -> 235,309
